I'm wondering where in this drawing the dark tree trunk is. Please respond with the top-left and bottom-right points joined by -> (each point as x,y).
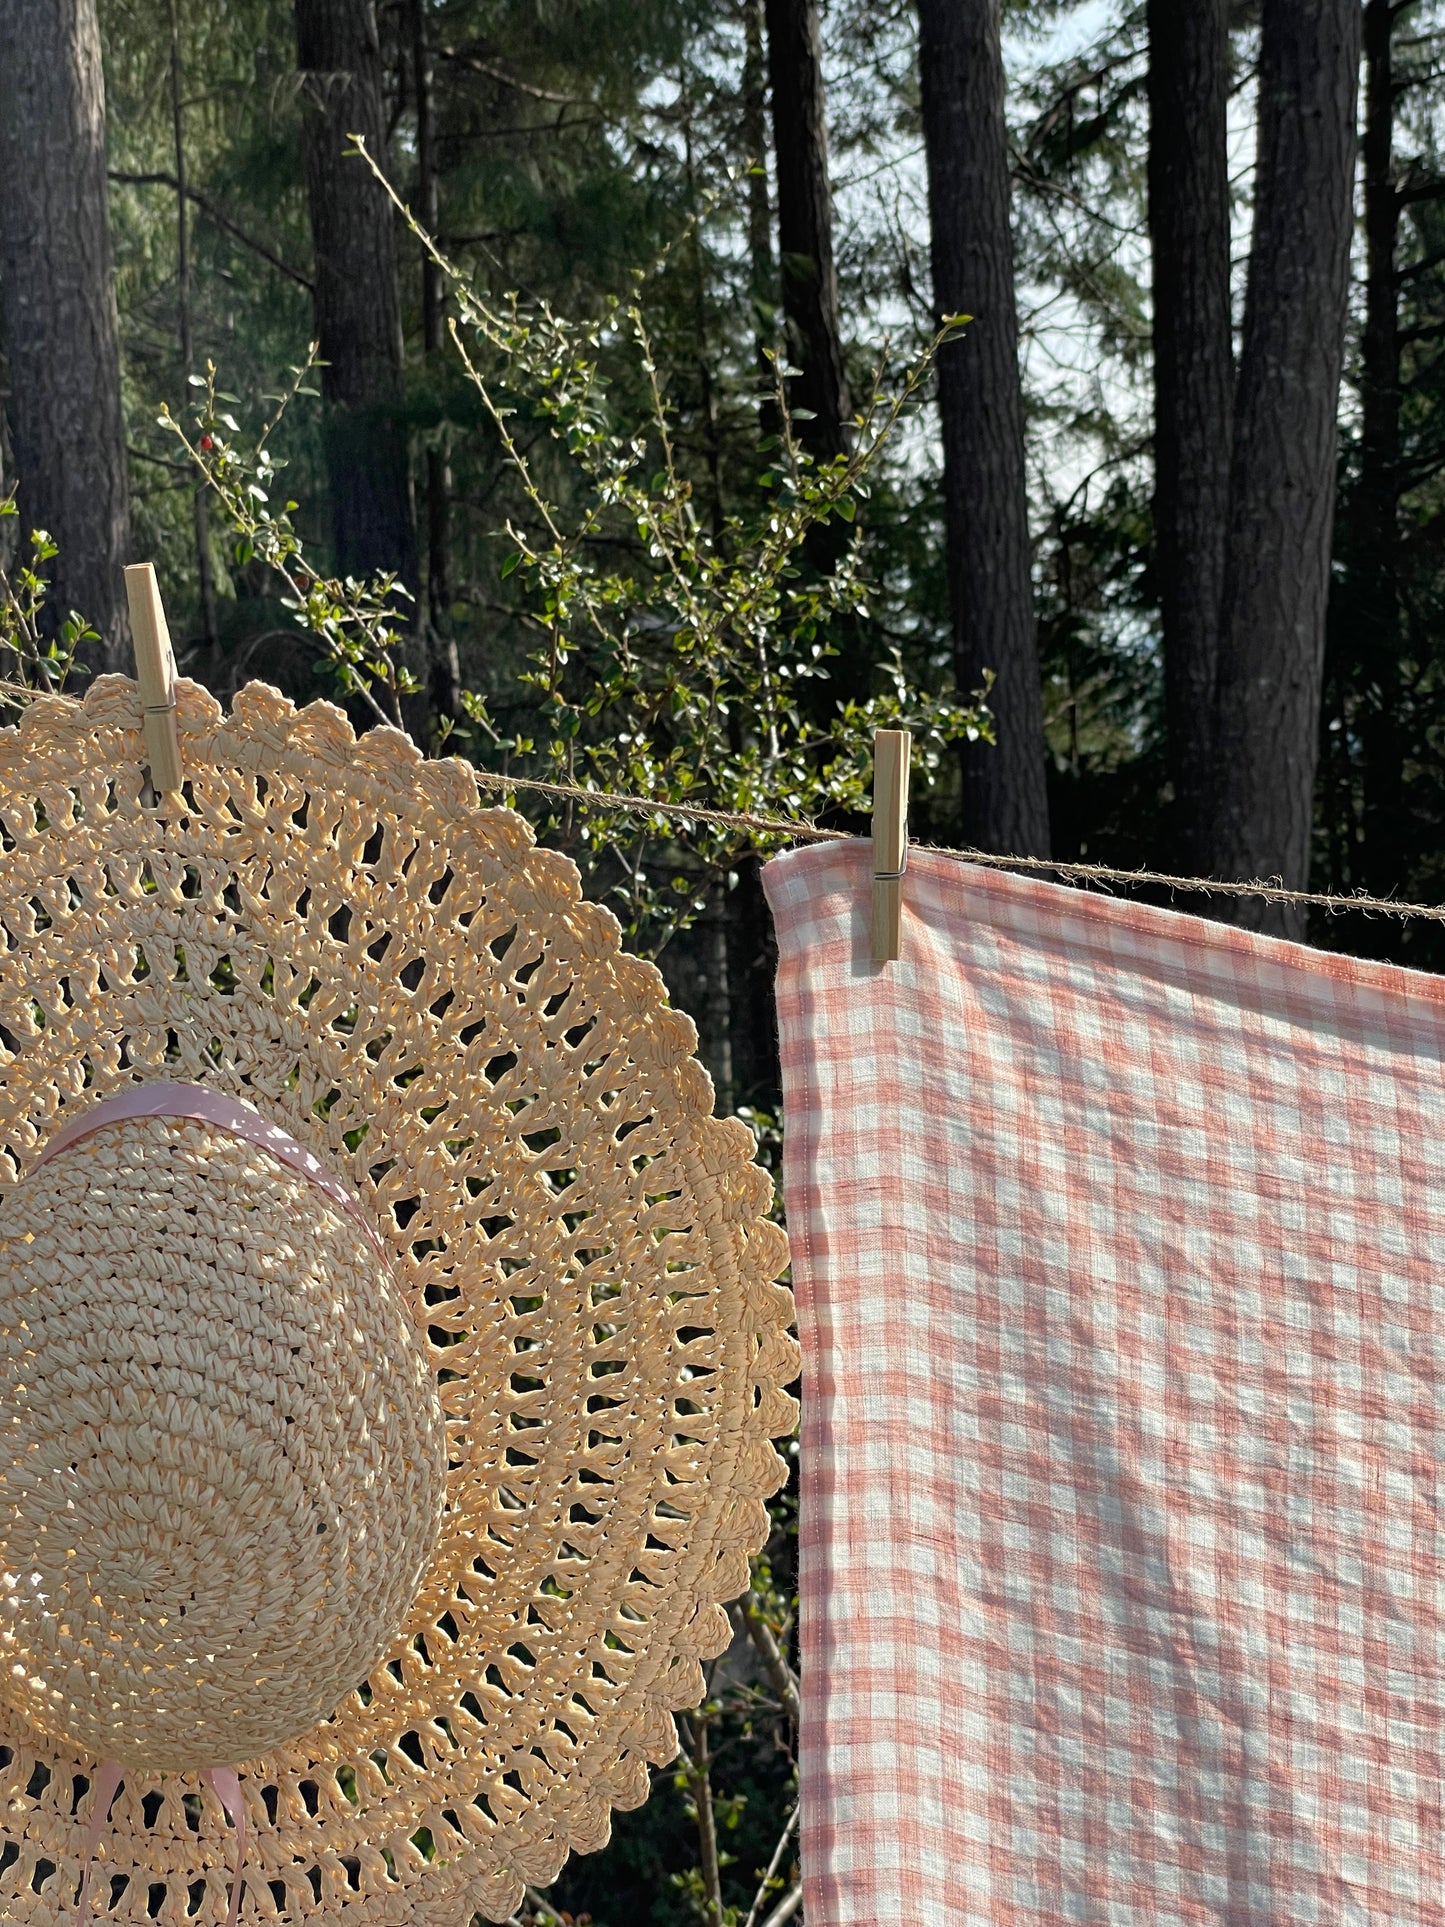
729,855 -> 781,1111
744,0 -> 774,322
702,881 -> 736,1118
743,0 -> 779,438
170,0 -> 219,656
1146,0 -> 1233,873
294,0 -> 417,592
916,0 -> 1050,857
763,0 -> 849,462
765,0 -> 879,712
411,0 -> 459,732
683,105 -> 725,540
1354,0 -> 1406,891
0,0 -> 130,674
1206,0 -> 1361,934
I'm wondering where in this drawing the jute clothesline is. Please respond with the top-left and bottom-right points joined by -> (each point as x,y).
470,766 -> 1445,926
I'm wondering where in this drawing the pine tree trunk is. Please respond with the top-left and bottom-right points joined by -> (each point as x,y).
702,881 -> 735,1119
765,0 -> 879,711
170,0 -> 219,658
1355,0 -> 1406,891
0,0 -> 131,673
411,0 -> 459,732
763,0 -> 849,461
1207,0 -> 1361,934
294,0 -> 417,592
743,0 -> 779,439
916,0 -> 1049,857
1146,0 -> 1233,873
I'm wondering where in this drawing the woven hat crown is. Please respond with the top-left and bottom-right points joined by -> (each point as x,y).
0,1110 -> 447,1774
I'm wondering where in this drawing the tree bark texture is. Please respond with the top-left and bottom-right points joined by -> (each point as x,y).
764,0 -> 849,462
744,0 -> 775,328
1146,0 -> 1233,873
1353,0 -> 1407,891
295,0 -> 417,592
411,0 -> 460,730
743,0 -> 779,443
702,880 -> 735,1118
1360,0 -> 1402,570
766,0 -> 880,711
0,0 -> 131,673
916,0 -> 1050,857
170,0 -> 219,655
1207,0 -> 1361,934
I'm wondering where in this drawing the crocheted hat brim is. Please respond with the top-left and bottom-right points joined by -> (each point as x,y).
0,676 -> 797,1927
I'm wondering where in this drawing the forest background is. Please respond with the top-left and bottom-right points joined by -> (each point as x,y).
0,0 -> 1433,1922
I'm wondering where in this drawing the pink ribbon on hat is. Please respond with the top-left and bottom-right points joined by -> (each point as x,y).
35,1079 -> 392,1265
40,1081 -> 383,1923
75,1765 -> 245,1927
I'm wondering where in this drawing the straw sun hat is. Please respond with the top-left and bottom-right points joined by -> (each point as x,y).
0,671 -> 797,1925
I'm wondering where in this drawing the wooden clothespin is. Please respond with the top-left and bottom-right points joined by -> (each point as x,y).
871,727 -> 911,964
123,563 -> 184,794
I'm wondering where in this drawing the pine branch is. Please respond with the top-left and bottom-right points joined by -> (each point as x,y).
108,170 -> 313,289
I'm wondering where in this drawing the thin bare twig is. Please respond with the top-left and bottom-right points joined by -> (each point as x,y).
437,45 -> 586,104
108,169 -> 313,289
742,1803 -> 800,1927
679,1710 -> 725,1925
732,1592 -> 801,1726
761,1882 -> 803,1927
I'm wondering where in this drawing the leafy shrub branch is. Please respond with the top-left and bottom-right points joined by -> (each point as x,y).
161,149 -> 990,951
0,495 -> 95,709
157,369 -> 421,734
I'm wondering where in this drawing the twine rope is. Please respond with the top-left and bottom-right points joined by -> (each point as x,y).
471,768 -> 1445,926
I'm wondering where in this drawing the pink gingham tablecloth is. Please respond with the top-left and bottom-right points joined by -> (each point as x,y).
764,840 -> 1445,1926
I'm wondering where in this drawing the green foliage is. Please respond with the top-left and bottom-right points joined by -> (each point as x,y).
160,362 -> 423,729
166,178 -> 989,954
102,0 -> 315,619
0,497 -> 93,708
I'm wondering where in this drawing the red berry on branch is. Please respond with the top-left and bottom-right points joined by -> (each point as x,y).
200,435 -> 214,451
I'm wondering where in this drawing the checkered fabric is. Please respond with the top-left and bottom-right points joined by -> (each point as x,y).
763,840 -> 1445,1927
